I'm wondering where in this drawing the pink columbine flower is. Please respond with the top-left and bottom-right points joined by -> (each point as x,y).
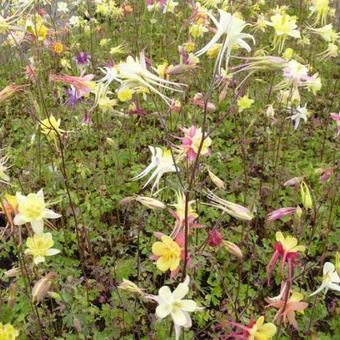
49,73 -> 95,98
267,207 -> 297,221
330,112 -> 340,136
266,232 -> 305,284
179,125 -> 212,161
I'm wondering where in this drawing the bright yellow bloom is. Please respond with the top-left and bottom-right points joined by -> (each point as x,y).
98,96 -> 117,112
25,232 -> 60,265
40,115 -> 64,140
152,235 -> 181,272
300,181 -> 313,210
309,0 -> 330,25
237,95 -> 254,112
117,88 -> 133,102
53,42 -> 64,54
282,47 -> 294,60
189,23 -> 208,39
14,189 -> 61,234
183,41 -> 196,53
248,316 -> 277,340
266,13 -> 300,52
207,43 -> 222,58
0,322 -> 19,339
275,232 -> 306,253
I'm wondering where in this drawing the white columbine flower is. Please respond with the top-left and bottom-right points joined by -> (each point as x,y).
287,104 -> 309,130
310,262 -> 340,296
57,2 -> 69,14
149,276 -> 203,340
132,146 -> 177,192
14,189 -> 61,234
195,10 -> 255,74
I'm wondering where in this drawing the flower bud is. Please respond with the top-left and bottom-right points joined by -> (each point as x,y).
118,279 -> 145,295
300,181 -> 313,210
32,272 -> 58,304
222,240 -> 243,259
295,206 -> 303,220
207,229 -> 223,247
336,252 -> 340,276
208,168 -> 225,189
135,196 -> 166,210
4,267 -> 21,278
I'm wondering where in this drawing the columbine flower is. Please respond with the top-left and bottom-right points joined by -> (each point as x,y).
0,153 -> 10,184
223,240 -> 243,259
308,24 -> 340,43
266,13 -> 300,52
267,207 -> 297,221
57,2 -> 69,14
113,53 -> 184,106
168,190 -> 200,240
49,74 -> 95,98
192,93 -> 216,112
14,189 -> 61,234
309,0 -> 331,26
75,52 -> 91,69
318,43 -> 338,60
229,316 -> 277,339
330,112 -> 340,136
25,232 -> 60,265
40,115 -> 65,142
300,181 -> 313,210
237,94 -> 254,112
195,10 -> 255,73
207,229 -> 223,247
152,235 -> 182,272
206,190 -> 254,221
266,232 -> 305,284
179,125 -> 212,161
310,262 -> 340,296
149,276 -> 203,340
287,104 -> 309,130
0,322 -> 19,339
132,146 -> 177,192
266,286 -> 308,329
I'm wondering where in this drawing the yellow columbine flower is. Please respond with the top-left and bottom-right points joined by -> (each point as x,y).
53,41 -> 64,54
14,189 -> 61,234
237,95 -> 254,112
207,43 -> 222,58
40,115 -> 65,141
275,232 -> 306,254
309,0 -> 330,26
282,47 -> 294,60
266,13 -> 300,52
25,232 -> 60,265
248,316 -> 277,340
0,322 -> 19,339
98,96 -> 117,112
183,41 -> 196,53
189,23 -> 208,39
117,88 -> 133,102
152,235 -> 181,272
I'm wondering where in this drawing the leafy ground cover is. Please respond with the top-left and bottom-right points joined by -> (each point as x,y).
0,0 -> 339,339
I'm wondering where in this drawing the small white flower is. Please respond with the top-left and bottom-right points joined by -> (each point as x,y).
57,2 -> 69,14
14,189 -> 61,234
132,146 -> 177,192
310,262 -> 340,296
287,104 -> 309,130
195,10 -> 255,73
69,15 -> 80,27
149,276 -> 203,340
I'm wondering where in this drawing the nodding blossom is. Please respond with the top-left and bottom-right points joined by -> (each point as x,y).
309,0 -> 331,26
266,232 -> 305,284
266,207 -> 297,221
195,10 -> 255,74
310,262 -> 340,296
286,104 -> 309,130
179,125 -> 212,161
132,146 -> 177,192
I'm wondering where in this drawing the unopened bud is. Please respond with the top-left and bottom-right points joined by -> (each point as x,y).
207,229 -> 223,247
295,206 -> 303,220
118,279 -> 145,295
4,267 -> 21,278
32,272 -> 58,304
222,240 -> 243,259
208,168 -> 225,189
135,196 -> 166,210
300,181 -> 313,210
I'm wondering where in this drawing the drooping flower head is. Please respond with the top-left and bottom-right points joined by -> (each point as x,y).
266,207 -> 297,221
266,13 -> 300,52
25,232 -> 60,265
179,125 -> 212,161
266,232 -> 305,284
14,189 -> 61,234
309,0 -> 331,26
310,262 -> 340,296
132,146 -> 177,192
266,284 -> 308,329
195,10 -> 255,73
